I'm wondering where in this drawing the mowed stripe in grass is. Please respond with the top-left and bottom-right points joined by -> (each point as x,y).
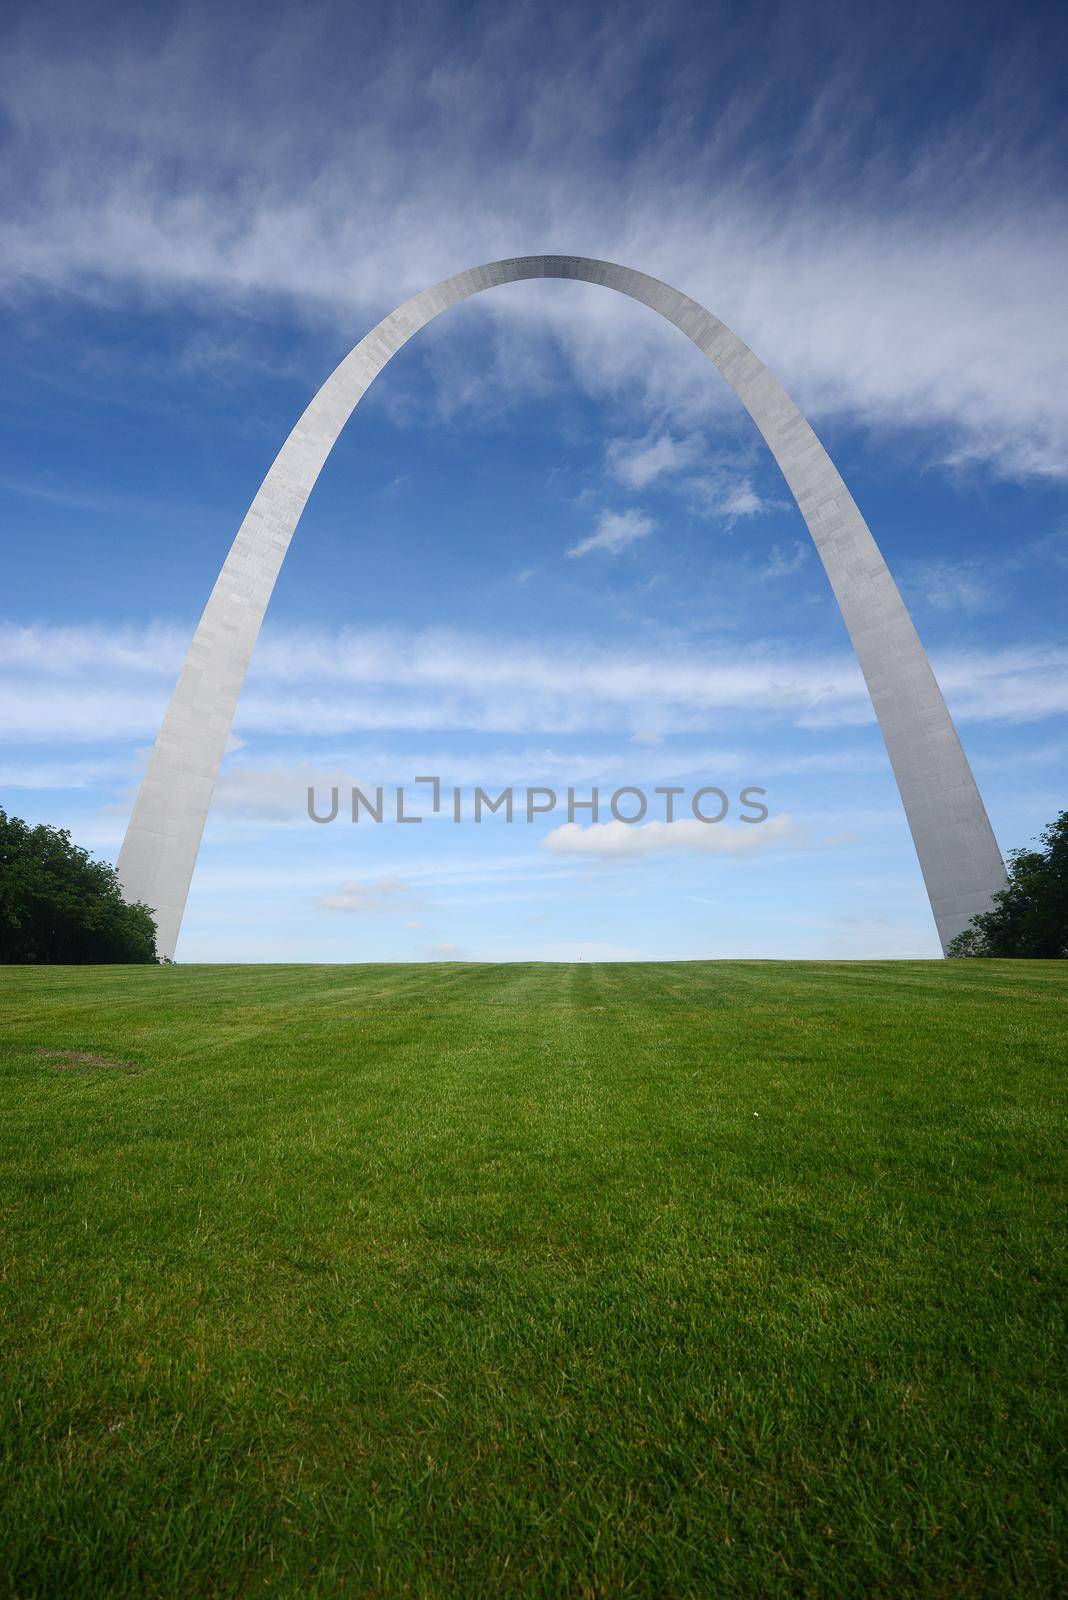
0,961 -> 1064,1598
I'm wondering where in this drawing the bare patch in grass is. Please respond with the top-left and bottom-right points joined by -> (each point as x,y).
35,1048 -> 139,1072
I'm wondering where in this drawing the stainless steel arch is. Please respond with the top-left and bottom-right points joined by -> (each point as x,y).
117,255 -> 1007,958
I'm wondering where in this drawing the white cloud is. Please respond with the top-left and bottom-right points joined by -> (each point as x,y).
0,754 -> 137,789
902,558 -> 995,614
2,621 -> 1067,745
542,813 -> 800,857
604,433 -> 780,530
0,6 -> 1064,481
567,508 -> 655,558
210,765 -> 369,824
761,542 -> 809,579
0,622 -> 186,677
606,431 -> 703,489
422,942 -> 469,961
0,684 -> 170,742
685,470 -> 776,526
798,644 -> 1068,730
317,874 -> 416,913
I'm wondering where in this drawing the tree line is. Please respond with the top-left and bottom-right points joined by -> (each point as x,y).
0,810 -> 157,964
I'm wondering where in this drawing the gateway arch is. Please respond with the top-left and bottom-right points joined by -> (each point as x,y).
117,255 -> 1007,959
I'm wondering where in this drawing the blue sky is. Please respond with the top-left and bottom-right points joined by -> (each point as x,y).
1,0 -> 1066,960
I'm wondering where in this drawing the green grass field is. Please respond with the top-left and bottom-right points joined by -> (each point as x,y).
1,961 -> 1065,1598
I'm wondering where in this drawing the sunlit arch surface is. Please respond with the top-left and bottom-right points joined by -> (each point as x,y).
117,256 -> 1007,958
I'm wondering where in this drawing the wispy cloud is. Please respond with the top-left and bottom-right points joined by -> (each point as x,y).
542,813 -> 801,857
567,509 -> 655,559
0,622 -> 189,676
684,470 -> 776,526
420,942 -> 469,962
604,430 -> 779,531
761,542 -> 809,580
211,765 -> 368,823
901,558 -> 995,614
317,874 -> 418,913
2,621 -> 1067,744
0,4 -> 1065,481
606,431 -> 703,489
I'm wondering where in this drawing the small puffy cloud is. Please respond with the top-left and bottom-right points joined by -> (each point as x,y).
606,431 -> 703,489
567,508 -> 656,559
541,813 -> 799,858
761,541 -> 809,579
318,874 -> 415,913
685,469 -> 776,526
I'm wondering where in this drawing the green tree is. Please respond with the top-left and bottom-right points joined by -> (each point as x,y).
947,810 -> 1068,958
0,809 -> 157,964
